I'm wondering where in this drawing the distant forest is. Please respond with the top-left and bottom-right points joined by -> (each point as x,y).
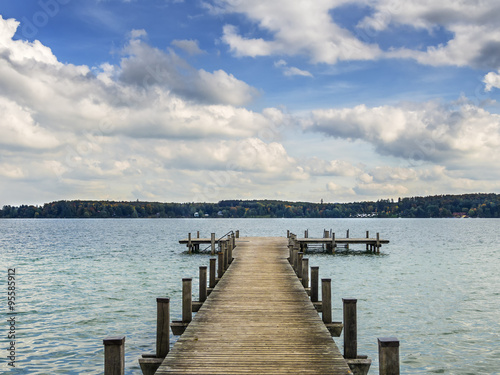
1,193 -> 500,219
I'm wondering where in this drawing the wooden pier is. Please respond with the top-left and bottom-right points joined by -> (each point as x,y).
104,231 -> 400,375
157,237 -> 352,374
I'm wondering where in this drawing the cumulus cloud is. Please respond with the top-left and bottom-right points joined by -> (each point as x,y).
359,0 -> 500,69
484,70 -> 500,92
274,60 -> 313,77
307,99 -> 500,173
219,1 -> 381,64
171,39 -> 206,55
213,0 -> 500,69
119,31 -> 258,106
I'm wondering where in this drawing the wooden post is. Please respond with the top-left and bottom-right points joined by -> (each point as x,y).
346,229 -> 350,250
302,258 -> 309,289
223,241 -> 229,271
292,249 -> 299,273
235,230 -> 239,238
103,336 -> 125,375
199,266 -> 207,303
197,230 -> 200,238
343,298 -> 357,359
321,279 -> 332,324
211,233 -> 216,255
229,234 -> 234,264
311,267 -> 319,302
297,252 -> 303,279
287,229 -> 290,238
218,250 -> 224,278
376,233 -> 380,253
378,337 -> 400,375
332,232 -> 336,254
209,258 -> 216,288
182,278 -> 192,323
156,298 -> 170,358
188,233 -> 192,254
366,231 -> 369,251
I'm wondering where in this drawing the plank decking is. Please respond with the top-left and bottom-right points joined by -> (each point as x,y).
156,237 -> 352,375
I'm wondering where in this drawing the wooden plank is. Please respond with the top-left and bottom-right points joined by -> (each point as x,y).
157,237 -> 352,375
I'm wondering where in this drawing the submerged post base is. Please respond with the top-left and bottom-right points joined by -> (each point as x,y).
325,322 -> 343,337
138,355 -> 163,375
346,357 -> 371,375
170,321 -> 189,335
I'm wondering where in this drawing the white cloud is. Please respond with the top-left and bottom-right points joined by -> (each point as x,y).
484,70 -> 500,92
360,0 -> 500,69
274,60 -> 313,77
308,99 -> 500,173
171,39 -> 206,55
219,1 -> 381,64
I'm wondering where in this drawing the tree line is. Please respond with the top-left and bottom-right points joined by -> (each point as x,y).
1,193 -> 499,219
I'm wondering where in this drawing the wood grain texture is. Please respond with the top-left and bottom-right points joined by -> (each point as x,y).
156,237 -> 352,374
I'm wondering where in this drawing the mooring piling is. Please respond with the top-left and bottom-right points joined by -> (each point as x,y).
103,336 -> 125,375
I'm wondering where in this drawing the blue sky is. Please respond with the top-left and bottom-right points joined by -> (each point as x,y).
1,0 -> 500,206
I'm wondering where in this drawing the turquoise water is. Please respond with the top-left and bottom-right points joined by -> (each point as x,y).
1,218 -> 499,374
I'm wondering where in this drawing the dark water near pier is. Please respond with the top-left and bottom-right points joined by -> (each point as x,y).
1,218 -> 499,374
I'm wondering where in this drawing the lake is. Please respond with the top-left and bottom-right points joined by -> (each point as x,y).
1,218 -> 499,374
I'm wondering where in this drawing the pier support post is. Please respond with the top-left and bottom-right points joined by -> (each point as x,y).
343,298 -> 357,359
236,230 -> 239,238
188,233 -> 192,254
197,231 -> 200,238
103,336 -> 125,375
182,278 -> 192,323
211,233 -> 216,255
192,267 -> 207,312
376,233 -> 380,253
302,258 -> 309,290
156,298 -> 170,358
223,240 -> 229,271
171,279 -> 192,335
199,266 -> 207,303
346,229 -> 350,250
297,252 -> 303,279
139,298 -> 170,374
344,298 -> 372,375
311,266 -> 319,304
209,258 -> 216,289
292,248 -> 299,273
218,250 -> 224,279
378,337 -> 400,375
366,231 -> 369,251
332,232 -> 336,254
321,279 -> 332,324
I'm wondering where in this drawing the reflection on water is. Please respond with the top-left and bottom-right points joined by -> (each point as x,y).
0,218 -> 499,374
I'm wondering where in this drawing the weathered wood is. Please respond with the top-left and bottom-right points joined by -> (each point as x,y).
218,251 -> 224,279
311,266 -> 319,302
182,278 -> 192,323
297,252 -> 303,279
211,233 -> 216,255
209,258 -> 216,289
199,266 -> 207,303
103,336 -> 125,375
156,237 -> 351,375
343,298 -> 357,359
302,258 -> 309,289
378,337 -> 400,375
321,278 -> 332,324
156,298 -> 170,358
188,233 -> 192,254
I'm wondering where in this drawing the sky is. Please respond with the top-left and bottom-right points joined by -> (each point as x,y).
1,0 -> 500,206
